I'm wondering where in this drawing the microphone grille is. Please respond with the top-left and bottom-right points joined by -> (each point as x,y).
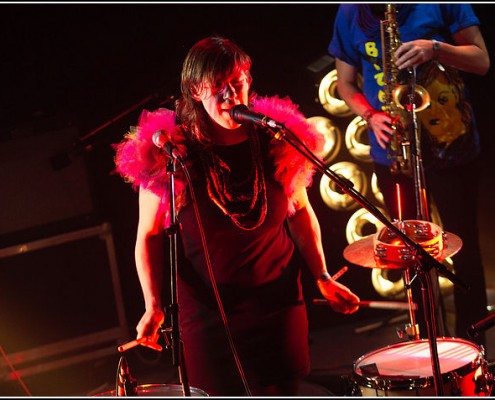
152,131 -> 163,148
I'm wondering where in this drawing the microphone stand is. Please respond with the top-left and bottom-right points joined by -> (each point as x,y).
268,122 -> 468,397
162,153 -> 191,396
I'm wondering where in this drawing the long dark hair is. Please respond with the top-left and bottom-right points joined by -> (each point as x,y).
176,35 -> 253,143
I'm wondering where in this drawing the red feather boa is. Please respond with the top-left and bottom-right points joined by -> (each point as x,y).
114,95 -> 324,227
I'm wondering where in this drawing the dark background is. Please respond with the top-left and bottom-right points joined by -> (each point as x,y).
1,2 -> 494,377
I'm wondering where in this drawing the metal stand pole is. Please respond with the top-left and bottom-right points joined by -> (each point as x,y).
163,155 -> 191,396
407,68 -> 444,395
420,269 -> 443,396
402,268 -> 420,340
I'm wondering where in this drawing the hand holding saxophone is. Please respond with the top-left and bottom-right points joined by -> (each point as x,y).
363,110 -> 394,149
394,39 -> 439,70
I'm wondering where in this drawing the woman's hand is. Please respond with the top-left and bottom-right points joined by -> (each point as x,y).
317,278 -> 360,314
136,307 -> 165,350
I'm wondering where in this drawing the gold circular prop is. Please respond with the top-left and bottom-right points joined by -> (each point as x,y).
372,268 -> 406,300
320,162 -> 368,211
345,207 -> 387,245
318,69 -> 354,118
345,116 -> 372,163
372,257 -> 454,300
438,257 -> 454,295
371,173 -> 384,205
307,116 -> 342,163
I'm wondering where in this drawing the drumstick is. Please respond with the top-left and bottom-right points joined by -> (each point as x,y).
118,337 -> 163,353
331,266 -> 348,281
313,298 -> 416,310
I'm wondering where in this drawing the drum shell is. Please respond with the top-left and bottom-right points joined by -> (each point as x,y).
94,383 -> 208,397
352,337 -> 491,397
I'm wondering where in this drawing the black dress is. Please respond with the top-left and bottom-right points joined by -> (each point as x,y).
176,133 -> 310,395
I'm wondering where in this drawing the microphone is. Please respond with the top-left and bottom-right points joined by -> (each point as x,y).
152,131 -> 181,159
467,313 -> 495,338
116,356 -> 138,396
230,104 -> 284,129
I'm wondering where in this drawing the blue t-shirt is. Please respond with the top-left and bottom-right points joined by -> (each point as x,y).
329,4 -> 481,169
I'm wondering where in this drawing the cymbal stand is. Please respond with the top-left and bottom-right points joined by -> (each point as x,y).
404,68 -> 443,394
409,71 -> 446,338
394,185 -> 420,340
267,118 -> 468,396
401,268 -> 420,339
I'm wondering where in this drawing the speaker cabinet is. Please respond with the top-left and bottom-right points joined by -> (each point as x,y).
0,223 -> 129,381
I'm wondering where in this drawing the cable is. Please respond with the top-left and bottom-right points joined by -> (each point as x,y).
0,345 -> 32,396
177,156 -> 253,396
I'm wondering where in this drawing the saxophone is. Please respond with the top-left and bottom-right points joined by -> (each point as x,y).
380,4 -> 430,175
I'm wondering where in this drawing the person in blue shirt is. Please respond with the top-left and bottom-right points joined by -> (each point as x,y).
329,4 -> 489,346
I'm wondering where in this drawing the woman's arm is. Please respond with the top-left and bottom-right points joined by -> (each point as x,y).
286,188 -> 360,314
134,187 -> 166,344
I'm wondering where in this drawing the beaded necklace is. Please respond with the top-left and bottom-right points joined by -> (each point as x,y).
200,133 -> 267,230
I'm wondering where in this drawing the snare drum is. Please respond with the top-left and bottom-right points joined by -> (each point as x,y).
94,383 -> 208,397
353,337 -> 492,396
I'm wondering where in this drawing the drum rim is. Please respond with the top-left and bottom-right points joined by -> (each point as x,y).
353,371 -> 464,392
137,383 -> 208,394
94,383 -> 209,397
352,337 -> 483,391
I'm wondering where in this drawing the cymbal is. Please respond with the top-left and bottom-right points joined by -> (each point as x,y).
343,232 -> 463,269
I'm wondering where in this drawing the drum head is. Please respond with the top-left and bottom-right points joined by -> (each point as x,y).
354,337 -> 480,378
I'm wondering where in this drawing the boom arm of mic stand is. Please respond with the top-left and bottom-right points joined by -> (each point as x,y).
271,125 -> 468,291
52,93 -> 177,171
79,93 -> 177,145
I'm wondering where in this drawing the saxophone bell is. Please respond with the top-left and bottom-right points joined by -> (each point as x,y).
392,83 -> 431,112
